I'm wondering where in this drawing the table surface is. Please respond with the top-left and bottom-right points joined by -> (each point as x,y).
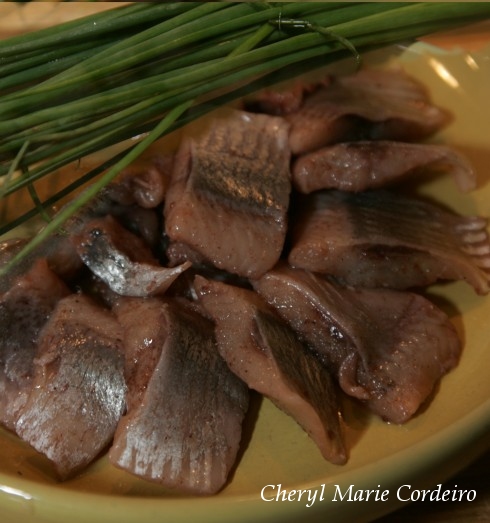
374,449 -> 490,522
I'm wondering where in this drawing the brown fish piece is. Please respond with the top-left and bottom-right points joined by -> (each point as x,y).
253,264 -> 462,424
292,141 -> 476,193
109,297 -> 249,495
195,275 -> 347,465
250,69 -> 450,154
0,259 -> 70,431
164,110 -> 291,279
15,293 -> 126,479
288,190 -> 490,294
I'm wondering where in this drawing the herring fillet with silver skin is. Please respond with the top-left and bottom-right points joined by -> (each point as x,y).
109,297 -> 249,494
164,109 -> 291,279
73,214 -> 190,297
14,293 -> 126,479
194,275 -> 347,465
288,189 -> 490,294
253,264 -> 462,424
247,68 -> 450,155
292,140 -> 476,194
0,259 -> 70,431
0,164 -> 168,292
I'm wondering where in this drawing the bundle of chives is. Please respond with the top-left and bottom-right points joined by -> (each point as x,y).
0,2 -> 489,273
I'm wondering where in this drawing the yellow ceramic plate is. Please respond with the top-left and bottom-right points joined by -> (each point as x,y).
0,4 -> 489,523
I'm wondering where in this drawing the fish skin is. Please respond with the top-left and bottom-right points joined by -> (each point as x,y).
253,264 -> 462,424
292,141 -> 476,193
164,110 -> 291,279
288,190 -> 490,294
14,293 -> 126,479
73,215 -> 190,297
247,69 -> 450,155
109,297 -> 249,495
195,275 -> 347,465
0,258 -> 70,431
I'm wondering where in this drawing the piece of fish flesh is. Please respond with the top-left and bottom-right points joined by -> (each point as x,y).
15,293 -> 126,479
253,264 -> 462,424
164,109 -> 291,278
249,69 -> 450,154
288,190 -> 490,294
72,215 -> 190,297
292,141 -> 476,193
0,259 -> 70,431
194,275 -> 347,465
109,297 -> 249,494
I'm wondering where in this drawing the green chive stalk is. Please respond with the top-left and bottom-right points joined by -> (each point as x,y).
0,2 -> 489,274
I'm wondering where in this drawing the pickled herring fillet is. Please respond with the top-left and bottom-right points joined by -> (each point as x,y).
194,276 -> 347,465
292,141 -> 476,194
269,69 -> 449,154
164,110 -> 291,279
288,190 -> 490,294
0,163 -> 167,290
0,259 -> 70,431
73,215 -> 190,297
15,294 -> 126,479
109,298 -> 249,495
253,265 -> 461,424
